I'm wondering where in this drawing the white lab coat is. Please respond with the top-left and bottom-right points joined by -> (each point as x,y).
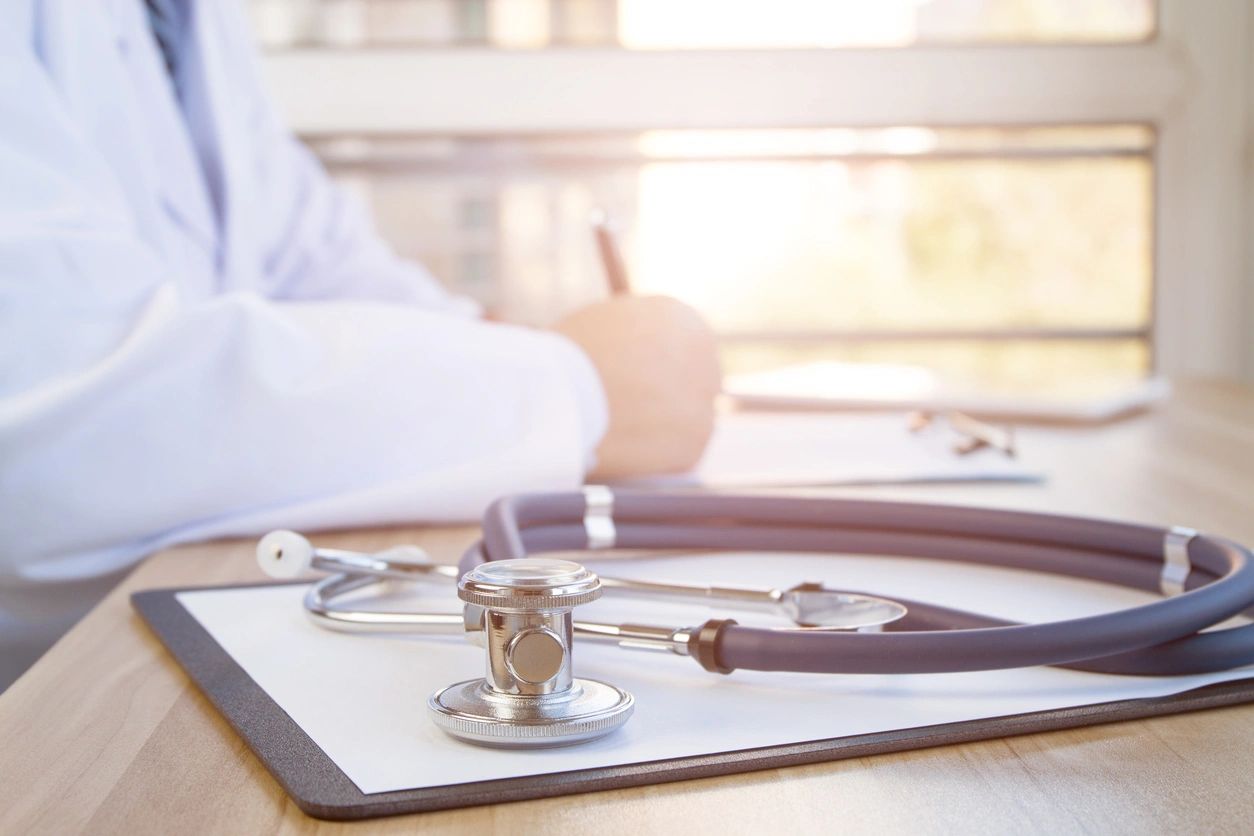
0,0 -> 607,686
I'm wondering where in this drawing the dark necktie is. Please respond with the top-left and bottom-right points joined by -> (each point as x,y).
145,0 -> 186,84
142,0 -> 222,225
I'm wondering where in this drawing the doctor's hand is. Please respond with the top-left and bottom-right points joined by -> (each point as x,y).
553,295 -> 722,480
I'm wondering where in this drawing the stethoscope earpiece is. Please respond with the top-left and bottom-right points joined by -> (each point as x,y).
256,529 -> 315,579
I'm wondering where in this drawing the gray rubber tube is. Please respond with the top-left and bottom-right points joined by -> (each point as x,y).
460,492 -> 1254,677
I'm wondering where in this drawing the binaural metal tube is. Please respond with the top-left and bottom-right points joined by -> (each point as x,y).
310,548 -> 460,583
599,576 -> 781,608
306,574 -> 699,657
598,576 -> 907,629
304,574 -> 465,634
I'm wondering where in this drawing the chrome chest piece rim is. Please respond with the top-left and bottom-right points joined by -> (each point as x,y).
457,558 -> 602,610
426,558 -> 634,748
428,679 -> 634,748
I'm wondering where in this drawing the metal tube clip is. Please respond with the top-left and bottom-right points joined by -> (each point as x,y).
1161,526 -> 1197,597
583,485 -> 617,550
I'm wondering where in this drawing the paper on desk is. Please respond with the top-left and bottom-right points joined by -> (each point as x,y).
612,410 -> 1036,489
724,361 -> 1170,423
179,552 -> 1253,796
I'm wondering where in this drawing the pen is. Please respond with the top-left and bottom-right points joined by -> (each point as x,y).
590,208 -> 632,296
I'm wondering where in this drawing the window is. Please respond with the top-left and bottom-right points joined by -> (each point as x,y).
251,0 -> 1156,48
252,1 -> 1252,386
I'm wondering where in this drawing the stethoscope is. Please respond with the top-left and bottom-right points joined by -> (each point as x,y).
257,487 -> 1254,749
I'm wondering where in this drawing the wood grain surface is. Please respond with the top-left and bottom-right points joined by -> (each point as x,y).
2,379 -> 1252,835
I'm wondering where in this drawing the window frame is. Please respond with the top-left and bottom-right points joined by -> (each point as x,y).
260,0 -> 1252,380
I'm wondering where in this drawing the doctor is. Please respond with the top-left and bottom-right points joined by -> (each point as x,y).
0,1 -> 721,688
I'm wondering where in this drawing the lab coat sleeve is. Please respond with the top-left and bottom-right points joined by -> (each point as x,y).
206,3 -> 480,313
0,38 -> 608,588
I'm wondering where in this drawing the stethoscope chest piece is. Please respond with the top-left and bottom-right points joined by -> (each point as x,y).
427,558 -> 634,748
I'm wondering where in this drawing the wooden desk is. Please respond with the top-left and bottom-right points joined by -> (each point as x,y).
3,379 -> 1253,834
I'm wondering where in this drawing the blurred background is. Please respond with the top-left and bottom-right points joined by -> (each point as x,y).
245,0 -> 1253,397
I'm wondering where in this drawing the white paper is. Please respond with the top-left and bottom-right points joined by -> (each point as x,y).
178,552 -> 1252,796
724,361 -> 1170,422
613,411 -> 1036,489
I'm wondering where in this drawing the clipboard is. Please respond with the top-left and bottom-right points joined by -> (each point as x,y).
133,583 -> 1254,821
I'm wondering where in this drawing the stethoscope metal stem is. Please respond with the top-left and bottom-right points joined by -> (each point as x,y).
571,620 -> 696,655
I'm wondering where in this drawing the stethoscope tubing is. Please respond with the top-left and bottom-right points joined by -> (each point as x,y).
472,522 -> 1217,593
463,493 -> 1254,677
480,493 -> 1173,561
